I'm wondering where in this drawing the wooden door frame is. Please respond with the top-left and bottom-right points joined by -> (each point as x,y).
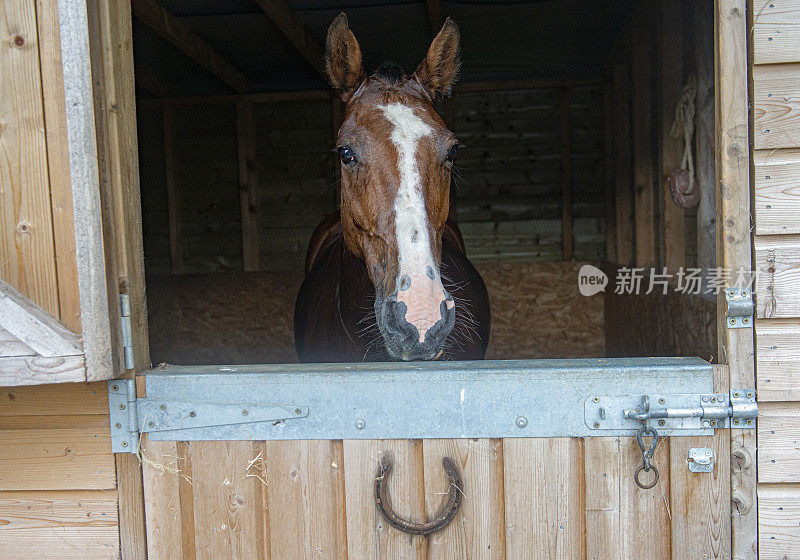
716,0 -> 758,557
108,0 -> 759,558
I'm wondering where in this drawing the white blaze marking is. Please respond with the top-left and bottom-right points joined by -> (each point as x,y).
380,102 -> 446,341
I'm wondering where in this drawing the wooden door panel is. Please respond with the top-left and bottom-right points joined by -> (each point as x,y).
141,435 -> 731,559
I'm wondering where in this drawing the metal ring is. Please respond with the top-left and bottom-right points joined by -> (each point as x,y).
375,456 -> 463,535
634,464 -> 660,489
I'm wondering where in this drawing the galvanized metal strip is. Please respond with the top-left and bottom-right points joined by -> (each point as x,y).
137,400 -> 308,432
141,357 -> 715,441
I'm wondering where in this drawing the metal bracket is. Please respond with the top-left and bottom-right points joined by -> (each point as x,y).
108,380 -> 308,453
725,287 -> 754,329
688,448 -> 715,472
585,389 -> 757,432
120,294 -> 134,370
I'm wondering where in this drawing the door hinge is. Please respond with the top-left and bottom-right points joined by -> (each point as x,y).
725,287 -> 753,329
120,294 -> 134,370
108,379 -> 308,453
585,390 -> 757,431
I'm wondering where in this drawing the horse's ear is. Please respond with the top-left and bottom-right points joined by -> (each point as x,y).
325,13 -> 365,100
413,18 -> 461,99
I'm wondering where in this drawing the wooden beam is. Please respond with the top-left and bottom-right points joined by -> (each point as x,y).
0,279 -> 82,358
631,28 -> 656,268
163,102 -> 184,273
559,88 -> 573,260
237,102 -> 260,271
659,0 -> 686,272
716,0 -> 757,557
251,0 -> 326,79
695,0 -> 716,270
612,64 -> 634,266
131,0 -> 250,92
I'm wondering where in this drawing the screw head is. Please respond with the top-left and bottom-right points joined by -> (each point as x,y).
593,396 -> 599,403
189,411 -> 196,418
746,419 -> 753,426
121,441 -> 128,448
710,420 -> 717,427
729,318 -> 736,325
355,418 -> 366,430
242,409 -> 248,416
743,318 -> 749,324
516,416 -> 528,428
710,396 -> 717,403
294,408 -> 302,415
119,404 -> 126,410
733,391 -> 740,398
658,398 -> 666,405
746,392 -> 753,399
593,421 -> 600,428
112,384 -> 119,392
733,419 -> 740,425
658,419 -> 666,426
160,404 -> 166,411
115,422 -> 122,429
148,421 -> 155,428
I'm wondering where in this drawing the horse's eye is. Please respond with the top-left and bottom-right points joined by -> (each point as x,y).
445,144 -> 459,163
338,146 -> 357,166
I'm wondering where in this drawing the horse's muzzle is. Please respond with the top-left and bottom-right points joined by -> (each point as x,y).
376,294 -> 456,361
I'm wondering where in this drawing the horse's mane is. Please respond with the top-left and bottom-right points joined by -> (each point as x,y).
373,61 -> 405,85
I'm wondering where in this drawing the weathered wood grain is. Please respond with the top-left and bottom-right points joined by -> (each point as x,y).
758,483 -> 800,559
189,441 -> 267,559
0,355 -> 85,387
717,2 -> 758,556
503,438 -> 585,559
0,326 -> 34,357
35,0 -> 81,333
0,489 -> 119,560
753,0 -> 800,64
0,381 -> 108,416
342,439 -> 426,560
756,319 -> 800,400
141,438 -> 192,560
585,437 -> 623,560
754,148 -> 800,234
757,402 -> 800,483
753,62 -> 800,150
423,438 -> 505,559
754,234 -> 800,318
0,422 -> 115,491
0,0 -> 60,318
263,440 -> 347,559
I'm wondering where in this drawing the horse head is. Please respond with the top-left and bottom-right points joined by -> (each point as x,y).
325,13 -> 461,361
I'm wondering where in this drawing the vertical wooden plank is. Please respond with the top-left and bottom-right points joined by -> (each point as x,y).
716,0 -> 757,557
695,0 -> 716,271
669,365 -> 731,560
343,439 -> 426,560
0,0 -> 60,316
423,438 -> 505,559
237,102 -> 260,272
620,435 -> 671,560
189,441 -> 266,560
604,83 -> 618,262
560,89 -> 573,260
141,438 -> 189,560
631,28 -> 656,268
35,0 -> 81,333
585,437 -> 623,560
263,440 -> 347,559
660,0 -> 686,272
503,438 -> 585,560
163,102 -> 184,274
613,64 -> 634,266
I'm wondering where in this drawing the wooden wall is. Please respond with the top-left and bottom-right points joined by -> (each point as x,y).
752,1 -> 800,556
136,85 -> 606,274
0,383 -> 119,559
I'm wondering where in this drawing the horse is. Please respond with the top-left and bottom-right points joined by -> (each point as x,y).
294,14 -> 490,363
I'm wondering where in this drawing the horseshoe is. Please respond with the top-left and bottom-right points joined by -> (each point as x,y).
374,456 -> 463,535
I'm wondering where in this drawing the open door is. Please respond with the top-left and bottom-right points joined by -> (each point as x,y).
0,0 -> 148,386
